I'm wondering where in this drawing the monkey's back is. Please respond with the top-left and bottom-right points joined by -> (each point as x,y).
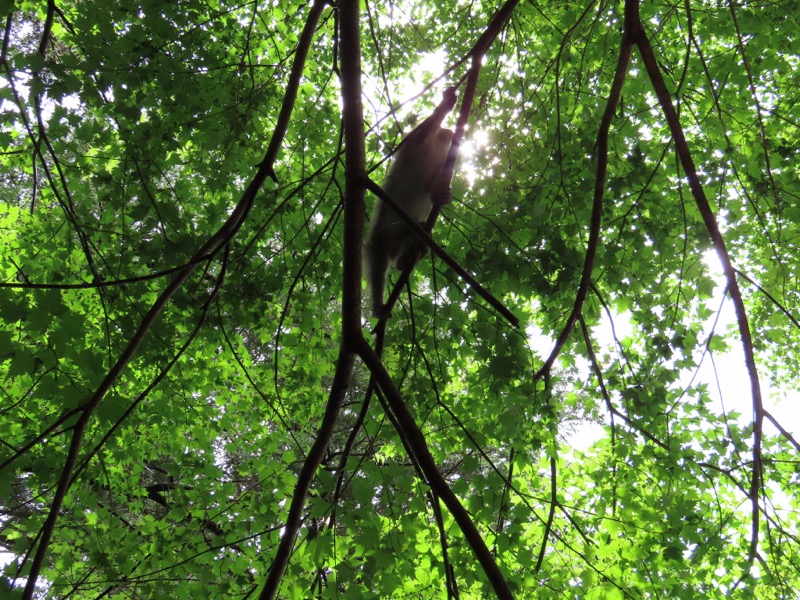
363,126 -> 454,315
370,126 -> 453,261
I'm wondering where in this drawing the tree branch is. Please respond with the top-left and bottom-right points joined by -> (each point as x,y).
259,0 -> 361,596
630,0 -> 764,569
18,0 -> 330,594
535,16 -> 633,379
356,337 -> 513,599
366,178 -> 518,326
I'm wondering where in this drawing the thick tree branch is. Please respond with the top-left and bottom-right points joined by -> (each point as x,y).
259,0 -> 362,597
356,337 -> 514,600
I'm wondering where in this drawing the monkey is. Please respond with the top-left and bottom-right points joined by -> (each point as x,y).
363,88 -> 457,317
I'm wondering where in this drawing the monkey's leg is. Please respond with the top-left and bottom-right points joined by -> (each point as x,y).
396,225 -> 429,272
366,242 -> 390,318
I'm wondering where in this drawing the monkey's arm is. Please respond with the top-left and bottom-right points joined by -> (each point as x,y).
401,87 -> 457,148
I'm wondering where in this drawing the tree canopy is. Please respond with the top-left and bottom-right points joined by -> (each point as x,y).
1,0 -> 799,598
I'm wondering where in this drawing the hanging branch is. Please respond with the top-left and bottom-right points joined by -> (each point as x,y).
629,0 -> 765,569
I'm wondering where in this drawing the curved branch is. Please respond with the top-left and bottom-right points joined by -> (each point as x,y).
259,0 -> 330,181
535,21 -> 633,379
630,0 -> 764,568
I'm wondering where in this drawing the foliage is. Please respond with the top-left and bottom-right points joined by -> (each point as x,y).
1,0 -> 799,598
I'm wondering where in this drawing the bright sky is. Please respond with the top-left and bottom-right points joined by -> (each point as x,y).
566,250 -> 798,451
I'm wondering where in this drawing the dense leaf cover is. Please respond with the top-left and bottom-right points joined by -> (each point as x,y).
1,0 -> 799,598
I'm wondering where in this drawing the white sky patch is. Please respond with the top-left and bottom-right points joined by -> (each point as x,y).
459,129 -> 490,187
566,250 -> 798,453
698,250 -> 799,436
